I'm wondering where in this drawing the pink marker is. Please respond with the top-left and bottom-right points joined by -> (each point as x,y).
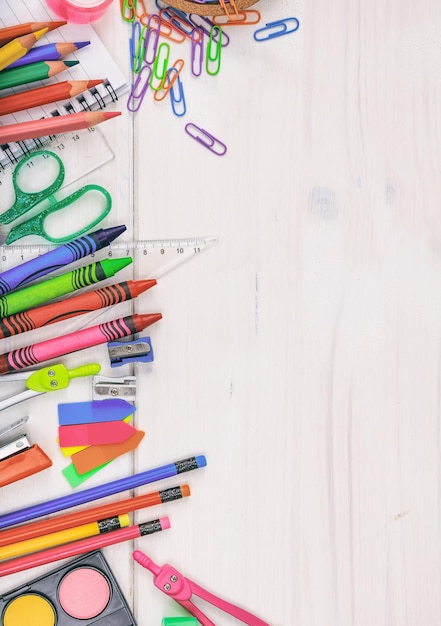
0,313 -> 162,375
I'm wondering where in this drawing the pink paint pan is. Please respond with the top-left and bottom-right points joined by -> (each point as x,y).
0,550 -> 137,625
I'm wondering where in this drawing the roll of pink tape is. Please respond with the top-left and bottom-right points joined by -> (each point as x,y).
45,0 -> 114,23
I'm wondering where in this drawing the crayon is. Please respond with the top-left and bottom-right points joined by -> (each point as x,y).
0,312 -> 162,374
0,225 -> 126,296
7,41 -> 90,69
0,257 -> 132,318
0,279 -> 155,338
0,59 -> 80,91
0,22 -> 66,47
0,79 -> 103,116
0,456 -> 204,527
0,513 -> 130,560
0,485 -> 189,547
0,518 -> 170,577
0,28 -> 48,72
0,110 -> 121,144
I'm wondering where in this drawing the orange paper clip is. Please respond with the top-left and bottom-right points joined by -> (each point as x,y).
154,58 -> 185,101
213,9 -> 261,26
219,0 -> 240,20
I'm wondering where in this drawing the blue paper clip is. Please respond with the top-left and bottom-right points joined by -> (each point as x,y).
130,20 -> 142,70
253,17 -> 300,41
169,69 -> 186,116
108,336 -> 154,367
185,123 -> 227,156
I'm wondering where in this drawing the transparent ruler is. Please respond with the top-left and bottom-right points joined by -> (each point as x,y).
0,236 -> 218,279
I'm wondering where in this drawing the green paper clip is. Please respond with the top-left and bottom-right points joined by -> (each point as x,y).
206,25 -> 222,76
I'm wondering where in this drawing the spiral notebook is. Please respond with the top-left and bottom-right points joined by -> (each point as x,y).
0,0 -> 129,169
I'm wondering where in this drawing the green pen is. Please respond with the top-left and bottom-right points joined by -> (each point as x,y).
0,60 -> 79,91
0,257 -> 132,318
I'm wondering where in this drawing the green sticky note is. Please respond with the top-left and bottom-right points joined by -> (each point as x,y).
62,461 -> 111,488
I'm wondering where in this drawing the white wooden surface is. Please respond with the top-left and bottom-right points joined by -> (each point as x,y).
3,0 -> 441,624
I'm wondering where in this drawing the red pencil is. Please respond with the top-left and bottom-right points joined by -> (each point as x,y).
0,110 -> 121,144
0,518 -> 170,577
0,79 -> 104,116
0,21 -> 66,47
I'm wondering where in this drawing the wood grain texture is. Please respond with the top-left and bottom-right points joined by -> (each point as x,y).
164,0 -> 261,16
2,0 -> 441,624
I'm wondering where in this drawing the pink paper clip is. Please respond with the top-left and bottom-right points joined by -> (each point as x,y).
133,551 -> 270,626
127,64 -> 152,112
185,123 -> 227,156
191,28 -> 204,76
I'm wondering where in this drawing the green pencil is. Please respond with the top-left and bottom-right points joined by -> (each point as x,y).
0,257 -> 132,318
0,60 -> 79,91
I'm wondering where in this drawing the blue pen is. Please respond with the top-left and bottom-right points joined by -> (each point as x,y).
7,41 -> 90,69
0,456 -> 207,528
0,225 -> 126,296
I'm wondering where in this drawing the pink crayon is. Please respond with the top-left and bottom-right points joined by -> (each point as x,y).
0,313 -> 162,374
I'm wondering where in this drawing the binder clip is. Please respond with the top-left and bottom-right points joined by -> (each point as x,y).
107,336 -> 154,367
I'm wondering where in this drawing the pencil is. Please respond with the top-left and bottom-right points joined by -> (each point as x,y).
0,485 -> 190,547
0,60 -> 80,91
0,110 -> 121,144
7,41 -> 90,69
0,79 -> 103,116
0,514 -> 130,560
0,21 -> 66,47
0,518 -> 170,577
0,28 -> 48,72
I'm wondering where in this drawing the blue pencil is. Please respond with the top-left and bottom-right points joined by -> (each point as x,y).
7,41 -> 90,69
0,456 -> 207,529
0,225 -> 126,296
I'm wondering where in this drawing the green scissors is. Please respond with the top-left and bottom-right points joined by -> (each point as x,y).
0,150 -> 112,245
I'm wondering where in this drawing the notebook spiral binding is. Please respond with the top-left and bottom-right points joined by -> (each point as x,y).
0,78 -> 118,170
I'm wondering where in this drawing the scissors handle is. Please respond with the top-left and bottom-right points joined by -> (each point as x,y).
5,185 -> 112,245
0,151 -> 65,225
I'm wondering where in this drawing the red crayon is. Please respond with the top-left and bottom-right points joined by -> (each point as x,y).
0,313 -> 162,375
0,279 -> 156,339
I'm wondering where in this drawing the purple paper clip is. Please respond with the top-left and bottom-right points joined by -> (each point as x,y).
191,28 -> 204,76
144,14 -> 161,65
169,69 -> 186,116
185,123 -> 227,156
127,64 -> 152,112
253,17 -> 300,41
188,14 -> 230,47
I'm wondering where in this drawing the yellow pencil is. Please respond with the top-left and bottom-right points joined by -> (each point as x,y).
0,27 -> 48,72
0,513 -> 130,560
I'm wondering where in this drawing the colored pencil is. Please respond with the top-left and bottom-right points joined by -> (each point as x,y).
0,311 -> 162,375
8,41 -> 90,69
0,257 -> 132,318
0,28 -> 48,72
0,278 -> 156,338
0,456 -> 205,527
0,518 -> 170,577
0,225 -> 126,296
0,60 -> 80,91
0,513 -> 130,560
0,22 -> 66,47
0,110 -> 121,144
0,79 -> 103,116
0,485 -> 189,547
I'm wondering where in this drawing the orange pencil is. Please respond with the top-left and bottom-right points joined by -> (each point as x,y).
0,485 -> 190,547
0,28 -> 48,72
0,79 -> 104,116
0,21 -> 66,47
0,110 -> 121,143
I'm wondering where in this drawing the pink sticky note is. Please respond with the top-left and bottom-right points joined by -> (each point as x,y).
58,421 -> 137,447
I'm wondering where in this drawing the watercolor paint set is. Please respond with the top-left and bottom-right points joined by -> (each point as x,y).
0,550 -> 137,625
